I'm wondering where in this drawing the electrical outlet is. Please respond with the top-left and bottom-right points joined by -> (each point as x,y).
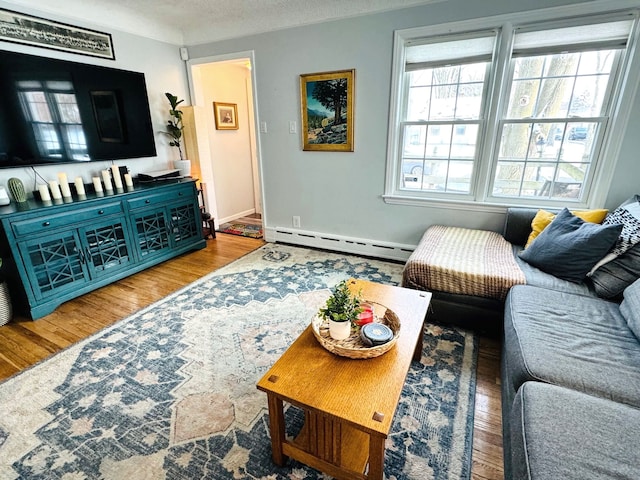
260,121 -> 268,133
292,216 -> 301,228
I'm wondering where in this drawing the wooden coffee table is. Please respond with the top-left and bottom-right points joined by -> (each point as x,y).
256,279 -> 431,480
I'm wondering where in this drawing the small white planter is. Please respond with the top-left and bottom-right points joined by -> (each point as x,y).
328,319 -> 351,340
174,160 -> 191,177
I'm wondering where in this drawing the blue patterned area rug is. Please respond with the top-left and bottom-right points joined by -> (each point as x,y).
0,245 -> 477,479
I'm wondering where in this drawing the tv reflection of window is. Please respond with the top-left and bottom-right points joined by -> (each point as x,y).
16,80 -> 89,161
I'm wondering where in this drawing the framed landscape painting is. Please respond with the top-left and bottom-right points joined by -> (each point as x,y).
300,69 -> 355,151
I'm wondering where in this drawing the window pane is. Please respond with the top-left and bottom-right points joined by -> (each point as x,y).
408,63 -> 486,121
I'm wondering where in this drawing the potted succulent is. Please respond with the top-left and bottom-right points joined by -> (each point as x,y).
162,92 -> 191,176
319,280 -> 363,340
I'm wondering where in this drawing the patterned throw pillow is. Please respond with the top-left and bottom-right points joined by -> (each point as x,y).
602,195 -> 640,257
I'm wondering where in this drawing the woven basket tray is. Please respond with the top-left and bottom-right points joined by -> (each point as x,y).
311,301 -> 400,359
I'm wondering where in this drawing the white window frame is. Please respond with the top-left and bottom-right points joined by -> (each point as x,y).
384,1 -> 640,212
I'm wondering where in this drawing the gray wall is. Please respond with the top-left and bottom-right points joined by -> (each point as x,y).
189,0 -> 640,247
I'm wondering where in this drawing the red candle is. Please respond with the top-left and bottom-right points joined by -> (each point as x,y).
356,303 -> 374,326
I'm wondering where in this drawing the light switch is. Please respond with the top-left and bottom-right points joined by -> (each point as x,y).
289,121 -> 297,134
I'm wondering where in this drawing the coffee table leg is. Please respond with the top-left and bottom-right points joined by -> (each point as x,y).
267,395 -> 288,466
368,433 -> 386,480
412,319 -> 425,362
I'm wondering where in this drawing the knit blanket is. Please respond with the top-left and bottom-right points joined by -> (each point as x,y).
402,225 -> 526,300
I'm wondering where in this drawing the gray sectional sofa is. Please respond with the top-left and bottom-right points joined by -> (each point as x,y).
499,207 -> 640,479
403,206 -> 640,479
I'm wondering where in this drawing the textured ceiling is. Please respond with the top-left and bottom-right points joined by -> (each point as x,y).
3,0 -> 440,46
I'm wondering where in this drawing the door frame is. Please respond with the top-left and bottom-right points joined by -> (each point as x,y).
186,50 -> 264,226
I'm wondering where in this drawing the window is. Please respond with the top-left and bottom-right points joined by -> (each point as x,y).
17,79 -> 88,161
385,11 -> 639,207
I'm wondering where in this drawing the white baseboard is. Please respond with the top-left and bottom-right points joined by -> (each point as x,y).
219,208 -> 257,225
264,227 -> 417,262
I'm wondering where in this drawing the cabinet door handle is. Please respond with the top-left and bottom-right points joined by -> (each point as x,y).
43,221 -> 50,227
145,199 -> 151,204
178,192 -> 183,196
98,210 -> 104,215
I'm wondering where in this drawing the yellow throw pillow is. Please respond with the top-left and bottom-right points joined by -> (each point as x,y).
525,209 -> 609,248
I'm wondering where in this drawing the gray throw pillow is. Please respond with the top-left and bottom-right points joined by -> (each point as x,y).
519,208 -> 623,283
590,243 -> 640,299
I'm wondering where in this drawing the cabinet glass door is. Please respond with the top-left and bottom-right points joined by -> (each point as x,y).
18,230 -> 88,300
81,218 -> 134,279
132,209 -> 171,259
169,202 -> 200,247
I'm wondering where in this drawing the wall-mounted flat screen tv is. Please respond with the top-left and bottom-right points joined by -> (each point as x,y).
0,50 -> 157,169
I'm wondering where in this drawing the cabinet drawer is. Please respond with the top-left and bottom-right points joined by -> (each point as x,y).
12,202 -> 123,236
127,184 -> 193,210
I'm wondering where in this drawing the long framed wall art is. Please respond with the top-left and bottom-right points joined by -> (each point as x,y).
0,8 -> 115,59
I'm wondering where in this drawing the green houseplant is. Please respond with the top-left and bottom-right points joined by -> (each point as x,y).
162,92 -> 191,176
162,92 -> 185,160
319,280 -> 363,340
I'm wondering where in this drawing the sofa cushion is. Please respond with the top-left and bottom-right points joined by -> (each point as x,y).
511,382 -> 640,480
514,247 -> 594,296
589,242 -> 640,299
518,208 -> 623,283
504,284 -> 640,409
524,208 -> 608,247
620,278 -> 640,341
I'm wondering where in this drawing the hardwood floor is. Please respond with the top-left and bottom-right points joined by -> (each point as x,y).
0,233 -> 504,479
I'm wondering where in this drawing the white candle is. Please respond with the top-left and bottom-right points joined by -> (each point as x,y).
48,180 -> 62,200
92,176 -> 103,193
101,169 -> 113,191
74,177 -> 86,196
37,184 -> 51,202
111,165 -> 123,189
58,173 -> 72,198
124,173 -> 134,188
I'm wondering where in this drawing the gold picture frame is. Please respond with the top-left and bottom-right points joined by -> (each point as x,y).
300,69 -> 355,152
213,102 -> 239,130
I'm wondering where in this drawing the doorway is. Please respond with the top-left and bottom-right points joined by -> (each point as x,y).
187,51 -> 262,234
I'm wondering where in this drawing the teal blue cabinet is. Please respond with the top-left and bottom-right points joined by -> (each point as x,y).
0,180 -> 205,319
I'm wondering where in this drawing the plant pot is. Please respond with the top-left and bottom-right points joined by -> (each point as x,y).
328,319 -> 351,340
174,160 -> 191,177
0,282 -> 12,326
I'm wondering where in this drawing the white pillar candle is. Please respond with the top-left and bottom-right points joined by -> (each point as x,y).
48,180 -> 62,200
124,173 -> 134,188
58,173 -> 72,198
111,165 -> 123,189
74,177 -> 86,196
37,184 -> 51,202
101,169 -> 113,191
92,176 -> 103,193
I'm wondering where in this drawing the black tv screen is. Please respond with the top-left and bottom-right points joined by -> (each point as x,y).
0,50 -> 157,168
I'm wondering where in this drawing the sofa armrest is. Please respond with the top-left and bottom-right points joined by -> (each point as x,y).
502,207 -> 541,246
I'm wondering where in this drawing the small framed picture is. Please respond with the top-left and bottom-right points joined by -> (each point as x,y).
213,102 -> 238,130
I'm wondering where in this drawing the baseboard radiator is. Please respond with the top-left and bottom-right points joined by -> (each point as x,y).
265,227 -> 416,262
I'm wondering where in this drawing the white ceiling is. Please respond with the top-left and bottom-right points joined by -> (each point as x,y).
4,0 -> 441,46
